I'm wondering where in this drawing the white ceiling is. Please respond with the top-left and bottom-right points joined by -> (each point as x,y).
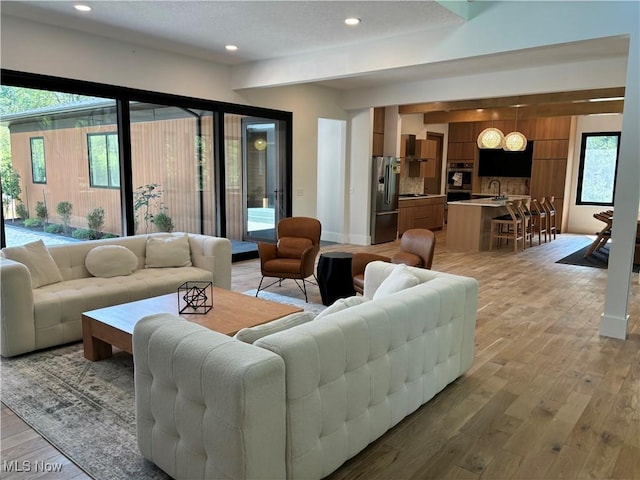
1,1 -> 465,65
0,1 -> 630,93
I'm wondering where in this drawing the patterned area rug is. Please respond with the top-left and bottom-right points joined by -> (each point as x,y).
1,291 -> 325,479
243,289 -> 327,317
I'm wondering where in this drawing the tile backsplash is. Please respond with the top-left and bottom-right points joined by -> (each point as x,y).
399,176 -> 424,194
479,177 -> 530,195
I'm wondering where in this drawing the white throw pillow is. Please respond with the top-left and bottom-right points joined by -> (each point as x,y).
85,245 -> 138,278
373,263 -> 420,300
314,295 -> 369,320
145,234 -> 192,268
1,239 -> 63,288
234,311 -> 314,344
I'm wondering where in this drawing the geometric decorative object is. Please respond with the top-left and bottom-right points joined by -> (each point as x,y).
503,131 -> 528,151
477,127 -> 505,149
178,281 -> 213,314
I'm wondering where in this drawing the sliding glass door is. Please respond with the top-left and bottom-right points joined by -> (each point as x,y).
223,114 -> 288,244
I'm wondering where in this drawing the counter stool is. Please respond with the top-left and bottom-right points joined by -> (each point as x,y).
543,196 -> 557,240
490,201 -> 524,253
530,198 -> 548,244
517,200 -> 533,249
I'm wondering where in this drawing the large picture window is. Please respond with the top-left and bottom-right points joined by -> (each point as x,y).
30,137 -> 46,183
576,132 -> 620,206
88,132 -> 120,188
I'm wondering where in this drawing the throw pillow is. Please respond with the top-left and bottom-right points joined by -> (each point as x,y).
314,295 -> 369,320
372,263 -> 420,300
1,239 -> 63,288
234,311 -> 314,344
145,234 -> 192,268
85,245 -> 139,278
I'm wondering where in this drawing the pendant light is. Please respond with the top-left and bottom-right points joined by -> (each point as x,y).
477,110 -> 504,149
503,106 -> 527,151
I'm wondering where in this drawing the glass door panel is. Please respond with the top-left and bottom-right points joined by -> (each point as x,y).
0,86 -> 122,246
129,103 -> 216,236
223,114 -> 288,244
243,118 -> 286,243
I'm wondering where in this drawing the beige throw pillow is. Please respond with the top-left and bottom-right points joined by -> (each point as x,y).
372,263 -> 420,300
234,311 -> 314,344
1,239 -> 63,288
314,295 -> 369,320
145,234 -> 192,268
85,245 -> 138,278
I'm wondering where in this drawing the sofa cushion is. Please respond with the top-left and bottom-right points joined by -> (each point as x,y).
234,311 -> 314,344
145,234 -> 192,268
277,237 -> 312,259
373,263 -> 420,300
85,245 -> 138,278
314,295 -> 368,320
1,240 -> 63,288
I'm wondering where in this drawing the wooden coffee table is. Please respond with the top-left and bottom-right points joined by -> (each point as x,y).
82,288 -> 303,361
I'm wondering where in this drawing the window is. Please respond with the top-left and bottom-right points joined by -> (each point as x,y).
30,137 -> 46,183
88,132 -> 120,188
576,132 -> 620,206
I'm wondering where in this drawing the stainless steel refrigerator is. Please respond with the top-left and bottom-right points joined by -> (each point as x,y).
370,156 -> 400,244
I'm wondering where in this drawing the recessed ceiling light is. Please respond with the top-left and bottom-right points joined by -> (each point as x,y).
345,17 -> 361,26
74,4 -> 91,12
225,45 -> 238,52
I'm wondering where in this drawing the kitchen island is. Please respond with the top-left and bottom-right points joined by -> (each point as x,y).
446,195 -> 529,252
398,194 -> 445,235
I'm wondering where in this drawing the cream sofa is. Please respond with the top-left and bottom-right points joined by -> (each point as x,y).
133,261 -> 478,480
0,232 -> 231,357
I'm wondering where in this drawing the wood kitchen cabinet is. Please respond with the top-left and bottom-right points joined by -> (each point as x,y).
398,196 -> 445,235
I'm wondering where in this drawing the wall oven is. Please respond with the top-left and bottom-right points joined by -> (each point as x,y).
446,162 -> 473,203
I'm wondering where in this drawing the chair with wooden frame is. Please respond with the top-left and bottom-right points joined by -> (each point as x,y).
517,199 -> 533,249
489,201 -> 524,253
543,195 -> 557,240
530,198 -> 548,244
584,210 -> 613,258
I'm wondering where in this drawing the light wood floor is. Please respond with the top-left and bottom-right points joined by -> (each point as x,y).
2,229 -> 639,480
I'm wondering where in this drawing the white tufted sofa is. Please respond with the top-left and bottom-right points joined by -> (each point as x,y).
133,261 -> 478,480
0,232 -> 231,357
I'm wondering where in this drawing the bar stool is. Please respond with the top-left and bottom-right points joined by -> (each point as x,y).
543,196 -> 557,240
490,201 -> 524,253
530,198 -> 548,244
517,199 -> 533,249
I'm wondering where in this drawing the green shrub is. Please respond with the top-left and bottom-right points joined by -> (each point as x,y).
72,228 -> 97,240
15,203 -> 29,219
45,223 -> 64,234
56,201 -> 73,234
153,211 -> 174,232
101,233 -> 119,239
35,201 -> 48,222
24,218 -> 42,228
87,207 -> 105,232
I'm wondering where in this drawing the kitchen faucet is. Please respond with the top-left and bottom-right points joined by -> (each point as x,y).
488,179 -> 502,198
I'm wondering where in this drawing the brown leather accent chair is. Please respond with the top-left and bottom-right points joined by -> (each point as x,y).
256,217 -> 322,302
351,228 -> 436,294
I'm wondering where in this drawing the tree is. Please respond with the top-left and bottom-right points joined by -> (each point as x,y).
56,201 -> 73,234
0,162 -> 21,222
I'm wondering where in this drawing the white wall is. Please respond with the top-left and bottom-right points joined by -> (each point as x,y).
317,118 -> 347,243
565,114 -> 625,234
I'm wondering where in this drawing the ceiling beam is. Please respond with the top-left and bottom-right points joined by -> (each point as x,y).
399,87 -> 626,115
421,100 -> 624,124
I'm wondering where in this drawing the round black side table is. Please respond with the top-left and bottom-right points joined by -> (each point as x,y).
316,252 -> 356,306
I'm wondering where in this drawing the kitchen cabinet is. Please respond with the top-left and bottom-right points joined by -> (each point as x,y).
398,196 -> 445,235
372,107 -> 385,156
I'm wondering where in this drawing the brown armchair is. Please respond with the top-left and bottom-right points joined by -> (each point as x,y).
352,228 -> 436,294
256,217 -> 322,302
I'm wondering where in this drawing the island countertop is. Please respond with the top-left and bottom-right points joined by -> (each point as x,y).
448,195 -> 530,207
